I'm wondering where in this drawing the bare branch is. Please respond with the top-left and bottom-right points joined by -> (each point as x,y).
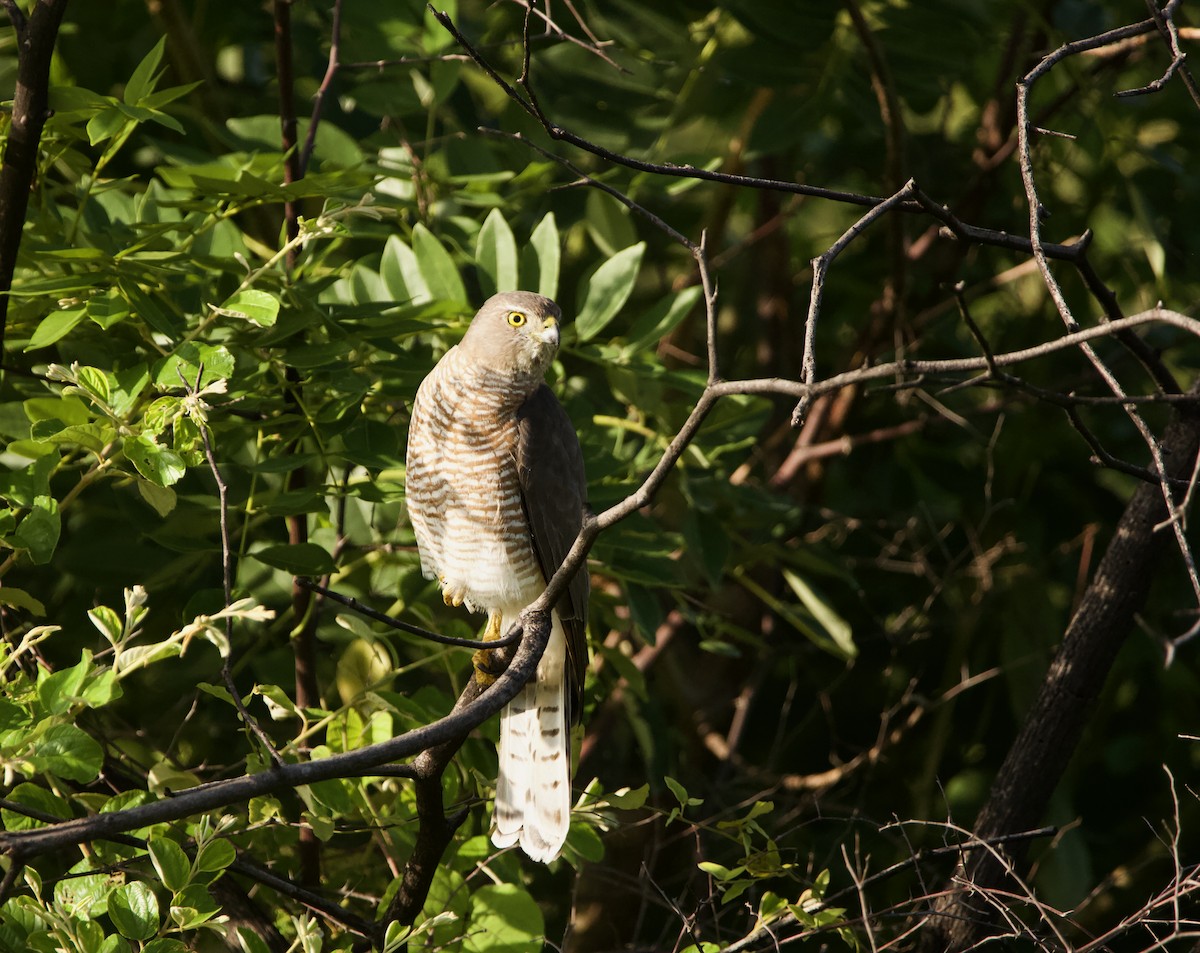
0,612 -> 549,859
298,0 -> 344,177
297,577 -> 523,650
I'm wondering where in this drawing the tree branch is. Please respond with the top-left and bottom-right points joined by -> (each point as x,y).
0,0 -> 70,361
927,377 -> 1200,950
0,613 -> 547,859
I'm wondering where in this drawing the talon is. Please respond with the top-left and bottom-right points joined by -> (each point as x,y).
440,579 -> 465,607
473,611 -> 505,686
473,647 -> 501,685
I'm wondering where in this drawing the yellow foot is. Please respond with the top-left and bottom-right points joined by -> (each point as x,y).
473,611 -> 505,686
439,576 -> 466,607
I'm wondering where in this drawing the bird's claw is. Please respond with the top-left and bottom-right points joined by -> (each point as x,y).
439,576 -> 465,608
472,612 -> 505,686
473,647 -> 505,685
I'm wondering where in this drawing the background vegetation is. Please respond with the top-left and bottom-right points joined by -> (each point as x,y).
0,1 -> 1198,951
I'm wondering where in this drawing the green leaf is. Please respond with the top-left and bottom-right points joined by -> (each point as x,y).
521,212 -> 560,301
236,927 -> 274,953
148,837 -> 191,892
38,651 -> 91,715
698,861 -> 743,881
339,418 -> 402,469
25,306 -> 87,351
151,344 -> 235,389
0,586 -> 45,615
54,861 -> 109,917
0,783 -> 68,830
12,496 -> 60,565
585,189 -> 638,258
380,235 -> 429,304
169,884 -> 220,929
218,289 -> 279,327
137,478 -> 178,516
125,435 -> 186,487
605,784 -> 650,809
463,884 -> 544,953
141,940 -> 189,953
29,723 -> 103,782
624,286 -> 702,351
88,290 -> 130,330
575,242 -> 645,342
87,107 -> 130,145
664,775 -> 703,808
475,208 -> 518,298
124,37 -> 167,105
249,542 -> 336,576
88,605 -> 124,644
23,396 -> 90,427
564,822 -> 605,863
194,839 -> 236,873
76,366 -> 113,405
100,936 -> 133,953
109,881 -> 160,940
782,569 -> 857,659
412,224 -> 466,304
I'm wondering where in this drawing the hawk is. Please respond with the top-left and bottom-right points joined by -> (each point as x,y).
404,291 -> 590,863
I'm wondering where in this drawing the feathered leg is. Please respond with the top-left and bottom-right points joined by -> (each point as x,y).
492,612 -> 570,862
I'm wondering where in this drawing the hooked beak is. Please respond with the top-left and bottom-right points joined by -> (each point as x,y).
539,315 -> 560,348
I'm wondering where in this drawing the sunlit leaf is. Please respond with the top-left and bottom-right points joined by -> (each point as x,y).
575,242 -> 645,342
476,208 -> 519,297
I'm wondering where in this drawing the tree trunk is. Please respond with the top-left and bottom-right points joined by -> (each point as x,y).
923,382 -> 1200,951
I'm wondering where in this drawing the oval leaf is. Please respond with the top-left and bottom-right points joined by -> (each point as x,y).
575,242 -> 645,342
412,224 -> 466,304
475,208 -> 519,297
250,542 -> 336,576
380,235 -> 429,304
109,881 -> 160,940
29,723 -> 103,782
148,837 -> 190,893
125,435 -> 186,488
26,306 -> 87,351
528,212 -> 560,300
219,289 -> 279,327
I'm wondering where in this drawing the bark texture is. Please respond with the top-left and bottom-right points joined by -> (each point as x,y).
925,384 -> 1200,950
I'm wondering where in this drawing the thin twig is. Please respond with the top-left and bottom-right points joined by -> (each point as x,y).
1015,17 -> 1200,606
193,371 -> 285,769
795,179 -> 918,424
296,578 -> 523,650
298,0 -> 344,177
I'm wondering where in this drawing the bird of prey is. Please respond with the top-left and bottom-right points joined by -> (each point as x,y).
405,291 -> 589,862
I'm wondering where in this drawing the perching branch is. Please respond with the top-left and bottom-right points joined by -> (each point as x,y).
0,612 -> 546,859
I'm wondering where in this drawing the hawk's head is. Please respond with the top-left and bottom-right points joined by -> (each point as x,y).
459,291 -> 562,377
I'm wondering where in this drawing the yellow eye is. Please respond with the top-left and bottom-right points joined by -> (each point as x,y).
506,310 -> 527,327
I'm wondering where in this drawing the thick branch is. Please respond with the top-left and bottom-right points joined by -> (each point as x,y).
0,0 -> 69,358
0,614 -> 548,858
927,379 -> 1200,951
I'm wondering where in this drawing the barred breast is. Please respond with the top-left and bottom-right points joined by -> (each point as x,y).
405,345 -> 546,611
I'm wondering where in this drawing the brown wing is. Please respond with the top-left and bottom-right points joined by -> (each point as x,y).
516,384 -> 590,724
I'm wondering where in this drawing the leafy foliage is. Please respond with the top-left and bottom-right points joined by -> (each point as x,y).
1,1 -> 1199,951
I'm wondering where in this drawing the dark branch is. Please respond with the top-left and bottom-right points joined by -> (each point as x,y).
298,0 -> 343,177
297,577 -> 522,650
0,0 -> 70,360
0,612 -> 547,859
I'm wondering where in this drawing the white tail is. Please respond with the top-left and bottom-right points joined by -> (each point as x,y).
491,614 -> 571,862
